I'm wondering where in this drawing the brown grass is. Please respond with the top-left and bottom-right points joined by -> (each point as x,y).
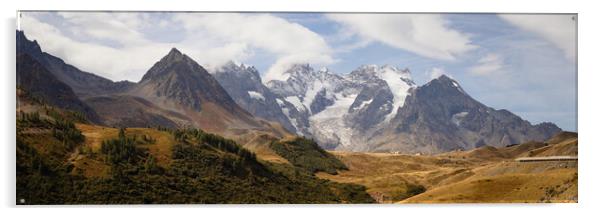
401,168 -> 577,203
124,128 -> 175,166
76,124 -> 176,167
317,139 -> 578,204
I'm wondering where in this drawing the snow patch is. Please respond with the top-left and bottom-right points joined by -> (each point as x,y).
276,98 -> 285,106
378,66 -> 415,121
285,96 -> 306,112
280,106 -> 302,135
353,99 -> 373,110
247,91 -> 265,101
451,80 -> 466,94
452,81 -> 460,88
451,111 -> 469,126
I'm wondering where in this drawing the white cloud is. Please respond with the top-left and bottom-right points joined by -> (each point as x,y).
469,53 -> 504,76
326,14 -> 477,60
19,12 -> 334,83
57,12 -> 150,46
19,12 -> 176,81
499,14 -> 576,61
173,13 -> 334,82
427,67 -> 446,80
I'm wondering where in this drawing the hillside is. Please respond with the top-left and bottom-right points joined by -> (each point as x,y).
16,91 -> 374,204
269,137 -> 348,174
317,132 -> 577,203
84,95 -> 187,129
16,53 -> 101,123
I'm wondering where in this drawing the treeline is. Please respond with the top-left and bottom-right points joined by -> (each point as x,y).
172,128 -> 257,162
270,137 -> 347,174
17,123 -> 375,204
18,110 -> 84,151
100,128 -> 138,165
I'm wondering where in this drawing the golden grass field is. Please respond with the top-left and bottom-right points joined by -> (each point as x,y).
316,133 -> 578,203
73,124 -> 176,177
69,120 -> 577,204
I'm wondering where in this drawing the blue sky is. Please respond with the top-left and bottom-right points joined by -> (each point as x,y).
18,12 -> 577,131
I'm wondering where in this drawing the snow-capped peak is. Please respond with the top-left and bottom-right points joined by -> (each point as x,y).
318,67 -> 329,73
347,64 -> 416,121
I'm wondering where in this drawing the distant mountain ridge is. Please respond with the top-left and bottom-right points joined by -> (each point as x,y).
257,64 -> 561,153
17,31 -> 289,140
16,30 -> 562,154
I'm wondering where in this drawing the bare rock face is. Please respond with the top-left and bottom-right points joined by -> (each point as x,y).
134,48 -> 241,113
347,79 -> 394,131
377,75 -> 562,153
211,61 -> 297,133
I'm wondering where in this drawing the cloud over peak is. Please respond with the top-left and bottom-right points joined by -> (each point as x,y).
173,13 -> 335,82
19,12 -> 335,83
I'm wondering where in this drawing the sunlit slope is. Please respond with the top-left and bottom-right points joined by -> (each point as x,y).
318,132 -> 577,203
17,90 -> 374,204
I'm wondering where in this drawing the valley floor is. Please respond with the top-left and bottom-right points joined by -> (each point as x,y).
316,134 -> 578,203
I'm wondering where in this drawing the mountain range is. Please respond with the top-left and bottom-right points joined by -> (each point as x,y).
16,30 -> 561,154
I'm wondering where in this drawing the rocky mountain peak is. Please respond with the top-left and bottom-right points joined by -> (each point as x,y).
213,61 -> 262,85
220,60 -> 241,70
348,64 -> 413,85
17,30 -> 42,55
217,60 -> 257,73
134,49 -> 241,112
424,74 -> 466,95
166,47 -> 183,58
140,48 -> 197,83
318,67 -> 329,73
289,63 -> 312,71
161,48 -> 193,65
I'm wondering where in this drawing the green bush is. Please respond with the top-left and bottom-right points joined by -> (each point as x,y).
270,137 -> 347,174
100,128 -> 138,165
17,126 -> 374,204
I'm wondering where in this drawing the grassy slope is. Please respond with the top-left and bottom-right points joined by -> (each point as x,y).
77,124 -> 175,167
17,92 -> 374,204
401,167 -> 577,203
18,124 -> 375,204
318,133 -> 578,203
269,137 -> 347,174
316,152 -> 478,203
